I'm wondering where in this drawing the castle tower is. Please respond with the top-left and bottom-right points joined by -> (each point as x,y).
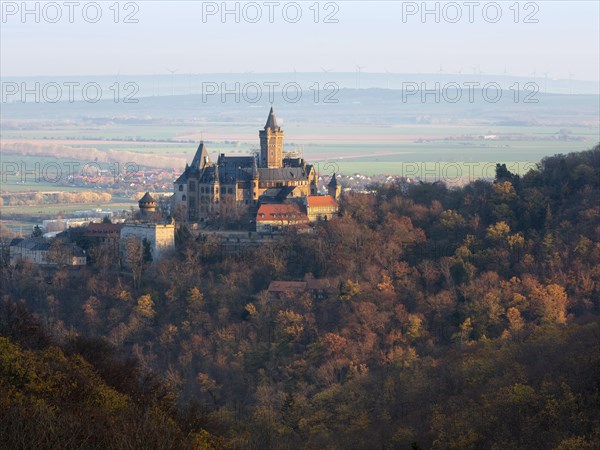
259,107 -> 284,168
191,141 -> 211,170
327,173 -> 341,200
251,154 -> 259,203
139,192 -> 157,220
211,161 -> 220,209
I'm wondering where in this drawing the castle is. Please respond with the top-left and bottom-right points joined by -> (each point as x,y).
120,192 -> 175,261
173,107 -> 325,223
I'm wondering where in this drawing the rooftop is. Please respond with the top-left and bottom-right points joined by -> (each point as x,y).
307,195 -> 338,208
256,203 -> 308,222
139,192 -> 156,204
267,281 -> 307,293
84,223 -> 123,237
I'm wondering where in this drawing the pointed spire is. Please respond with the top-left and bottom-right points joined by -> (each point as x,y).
328,173 -> 338,187
191,141 -> 210,170
264,106 -> 279,130
139,191 -> 156,204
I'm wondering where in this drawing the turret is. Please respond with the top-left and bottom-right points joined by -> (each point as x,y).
259,107 -> 284,168
138,192 -> 157,220
191,141 -> 210,170
327,173 -> 341,200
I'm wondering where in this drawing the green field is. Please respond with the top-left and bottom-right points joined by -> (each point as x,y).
1,200 -> 136,216
329,161 -> 537,178
1,90 -> 598,197
1,199 -> 137,233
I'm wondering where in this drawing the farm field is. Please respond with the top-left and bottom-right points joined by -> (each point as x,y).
330,161 -> 536,178
3,123 -> 597,167
0,199 -> 137,233
0,200 -> 136,216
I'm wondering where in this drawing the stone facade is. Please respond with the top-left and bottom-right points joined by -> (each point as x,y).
256,203 -> 309,233
173,108 -> 318,222
119,192 -> 176,262
305,195 -> 339,222
9,238 -> 86,266
120,222 -> 175,261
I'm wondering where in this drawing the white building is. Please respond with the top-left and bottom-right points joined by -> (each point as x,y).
9,238 -> 86,266
120,221 -> 175,261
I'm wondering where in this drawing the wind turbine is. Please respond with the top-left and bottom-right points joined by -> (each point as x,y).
568,72 -> 574,95
114,70 -> 121,101
321,67 -> 332,85
384,69 -> 392,89
157,73 -> 161,97
472,65 -> 482,82
166,68 -> 178,96
356,65 -> 366,89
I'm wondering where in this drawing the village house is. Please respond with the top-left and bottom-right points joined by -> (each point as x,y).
266,278 -> 333,300
9,238 -> 86,266
305,195 -> 339,222
255,203 -> 310,233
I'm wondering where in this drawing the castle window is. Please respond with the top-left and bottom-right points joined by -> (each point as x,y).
200,187 -> 204,193
189,181 -> 196,191
178,185 -> 183,191
182,195 -> 186,201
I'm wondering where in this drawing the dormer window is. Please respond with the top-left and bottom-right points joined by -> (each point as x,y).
178,185 -> 183,191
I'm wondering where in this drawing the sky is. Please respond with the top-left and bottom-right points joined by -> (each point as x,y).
1,1 -> 599,81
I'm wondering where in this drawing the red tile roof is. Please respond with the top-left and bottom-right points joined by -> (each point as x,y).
307,195 -> 338,208
267,281 -> 307,293
306,278 -> 332,290
256,203 -> 308,222
84,223 -> 123,237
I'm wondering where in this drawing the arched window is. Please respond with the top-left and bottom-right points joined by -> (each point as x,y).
182,195 -> 187,201
178,185 -> 183,191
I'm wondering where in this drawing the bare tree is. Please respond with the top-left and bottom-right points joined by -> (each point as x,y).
122,236 -> 143,289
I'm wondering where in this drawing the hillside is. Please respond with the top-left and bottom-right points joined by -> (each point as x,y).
1,145 -> 599,449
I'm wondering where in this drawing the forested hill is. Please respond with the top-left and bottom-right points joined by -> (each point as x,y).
1,146 -> 599,449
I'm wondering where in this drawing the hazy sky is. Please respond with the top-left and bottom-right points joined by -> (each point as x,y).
1,1 -> 599,81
